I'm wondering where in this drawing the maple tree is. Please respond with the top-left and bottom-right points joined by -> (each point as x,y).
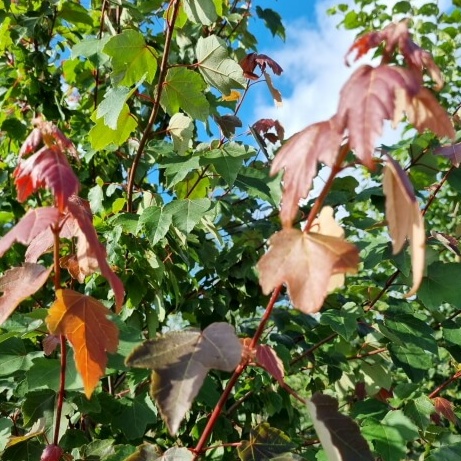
1,0 -> 461,460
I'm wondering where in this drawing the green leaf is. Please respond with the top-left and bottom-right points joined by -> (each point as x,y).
418,262 -> 461,309
126,323 -> 242,435
362,411 -> 419,461
160,156 -> 201,189
22,389 -> 56,427
104,29 -> 157,86
96,86 -> 131,130
88,184 -> 104,214
0,417 -> 13,452
89,105 -> 137,150
360,362 -> 392,396
388,343 -> 433,382
255,6 -> 286,40
138,206 -> 173,246
111,394 -> 157,440
404,395 -> 434,430
426,442 -> 461,461
2,441 -> 43,461
71,36 -> 110,64
237,423 -> 296,461
165,198 -> 211,234
196,35 -> 246,95
168,113 -> 194,155
0,338 -> 43,376
111,213 -> 139,235
320,307 -> 358,341
200,142 -> 255,187
183,0 -> 217,25
160,67 -> 209,121
442,319 -> 461,346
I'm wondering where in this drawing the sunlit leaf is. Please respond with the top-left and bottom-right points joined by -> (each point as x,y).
126,323 -> 242,435
165,198 -> 211,234
168,113 -> 194,155
0,263 -> 51,325
183,0 -> 217,25
383,155 -> 425,296
306,393 -> 374,461
46,289 -> 119,398
434,142 -> 461,167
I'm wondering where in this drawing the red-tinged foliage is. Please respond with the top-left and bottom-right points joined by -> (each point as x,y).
19,128 -> 42,157
270,118 -> 342,226
67,197 -> 125,312
240,52 -> 283,80
43,334 -> 61,356
0,207 -> 60,258
434,142 -> 461,167
46,289 -> 119,398
383,155 -> 425,297
346,20 -> 444,90
0,263 -> 52,325
337,65 -> 420,168
40,444 -> 64,461
252,118 -> 285,144
433,396 -> 459,426
255,344 -> 284,384
14,145 -> 80,211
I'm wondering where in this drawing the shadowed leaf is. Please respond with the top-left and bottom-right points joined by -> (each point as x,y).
383,155 -> 425,296
434,142 -> 461,167
126,323 -> 242,435
307,393 -> 374,461
0,263 -> 52,325
46,289 -> 119,398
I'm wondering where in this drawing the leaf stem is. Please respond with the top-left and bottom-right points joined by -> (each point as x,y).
126,0 -> 181,212
53,334 -> 67,445
429,370 -> 461,399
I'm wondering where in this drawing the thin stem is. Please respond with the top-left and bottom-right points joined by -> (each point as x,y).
126,0 -> 181,212
422,166 -> 454,216
290,332 -> 338,366
429,370 -> 461,399
53,334 -> 67,445
52,225 -> 61,291
250,286 -> 281,349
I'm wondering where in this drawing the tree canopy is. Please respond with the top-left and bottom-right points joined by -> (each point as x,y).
1,1 -> 461,460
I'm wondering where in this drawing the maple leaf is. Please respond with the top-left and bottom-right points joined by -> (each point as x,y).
66,197 -> 125,312
46,288 -> 119,398
255,345 -> 285,384
14,145 -> 80,211
0,263 -> 52,325
19,128 -> 42,158
257,208 -> 359,313
270,118 -> 342,226
240,52 -> 283,79
433,396 -> 459,426
252,118 -> 285,144
382,155 -> 425,297
434,142 -> 461,167
337,65 -> 420,168
0,207 -> 60,258
395,87 -> 455,139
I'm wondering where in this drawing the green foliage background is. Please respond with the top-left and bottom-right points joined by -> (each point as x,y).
1,0 -> 461,460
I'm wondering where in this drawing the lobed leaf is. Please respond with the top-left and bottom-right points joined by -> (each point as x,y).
46,289 -> 119,398
270,118 -> 342,226
258,207 -> 359,313
0,263 -> 52,325
126,322 -> 242,435
255,345 -> 285,384
434,142 -> 461,167
182,0 -> 217,26
382,155 -> 425,296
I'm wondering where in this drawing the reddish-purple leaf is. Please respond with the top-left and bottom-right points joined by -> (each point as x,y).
252,118 -> 285,143
43,334 -> 60,356
213,114 -> 242,138
383,155 -> 425,297
0,207 -> 60,258
0,263 -> 52,325
67,197 -> 125,312
434,142 -> 461,167
337,65 -> 420,168
14,145 -> 80,211
240,53 -> 283,79
270,118 -> 342,226
19,128 -> 42,158
256,345 -> 285,384
433,396 -> 459,425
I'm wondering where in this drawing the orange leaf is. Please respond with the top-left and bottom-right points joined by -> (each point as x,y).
383,155 -> 425,297
46,289 -> 119,398
257,208 -> 359,313
221,90 -> 241,102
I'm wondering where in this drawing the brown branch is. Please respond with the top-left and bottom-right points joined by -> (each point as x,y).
429,370 -> 461,399
126,0 -> 181,212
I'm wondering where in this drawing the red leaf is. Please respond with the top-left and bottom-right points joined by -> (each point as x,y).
240,53 -> 283,79
270,118 -> 342,226
46,289 -> 119,398
0,263 -> 52,325
252,118 -> 285,143
67,197 -> 125,312
337,65 -> 420,167
43,334 -> 60,356
256,345 -> 285,384
434,142 -> 461,167
14,145 -> 80,211
19,128 -> 42,158
433,396 -> 459,425
0,207 -> 60,258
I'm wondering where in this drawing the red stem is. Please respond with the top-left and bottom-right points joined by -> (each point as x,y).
429,370 -> 461,399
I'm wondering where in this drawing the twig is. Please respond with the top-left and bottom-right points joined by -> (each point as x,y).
429,370 -> 461,399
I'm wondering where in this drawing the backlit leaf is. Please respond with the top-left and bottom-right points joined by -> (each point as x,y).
126,323 -> 242,435
14,145 -> 80,211
237,423 -> 296,461
103,29 -> 157,86
138,206 -> 173,246
307,393 -> 374,461
160,67 -> 209,121
255,345 -> 284,384
0,263 -> 51,325
196,35 -> 246,95
183,0 -> 217,25
46,289 -> 119,398
433,396 -> 459,425
0,207 -> 60,258
167,113 -> 194,155
270,118 -> 342,226
258,209 -> 359,313
434,142 -> 461,166
382,155 -> 425,296
165,198 -> 211,234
